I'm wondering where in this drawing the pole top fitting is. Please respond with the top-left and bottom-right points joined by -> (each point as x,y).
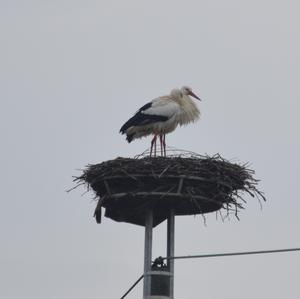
152,256 -> 166,269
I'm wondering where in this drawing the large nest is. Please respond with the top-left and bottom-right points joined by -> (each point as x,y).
73,153 -> 265,227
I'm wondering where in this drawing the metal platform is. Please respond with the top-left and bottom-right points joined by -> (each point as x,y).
93,174 -> 223,227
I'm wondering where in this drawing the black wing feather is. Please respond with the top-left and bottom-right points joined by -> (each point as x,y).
120,102 -> 168,133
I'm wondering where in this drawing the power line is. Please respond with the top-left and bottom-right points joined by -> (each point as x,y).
121,248 -> 300,299
120,274 -> 144,299
159,247 -> 300,261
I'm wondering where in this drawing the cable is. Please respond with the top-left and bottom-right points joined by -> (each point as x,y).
158,247 -> 300,261
120,274 -> 144,299
120,248 -> 300,298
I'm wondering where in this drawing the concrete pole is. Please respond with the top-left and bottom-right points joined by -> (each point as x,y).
143,209 -> 153,299
167,209 -> 175,299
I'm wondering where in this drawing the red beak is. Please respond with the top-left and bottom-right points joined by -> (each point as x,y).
189,91 -> 201,101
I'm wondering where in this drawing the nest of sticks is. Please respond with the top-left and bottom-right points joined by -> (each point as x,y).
73,152 -> 265,227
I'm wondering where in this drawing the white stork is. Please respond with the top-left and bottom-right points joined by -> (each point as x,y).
120,86 -> 201,156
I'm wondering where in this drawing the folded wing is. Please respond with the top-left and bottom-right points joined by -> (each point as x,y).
120,100 -> 179,130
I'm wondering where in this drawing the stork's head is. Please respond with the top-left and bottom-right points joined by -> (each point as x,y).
181,86 -> 201,101
170,88 -> 183,99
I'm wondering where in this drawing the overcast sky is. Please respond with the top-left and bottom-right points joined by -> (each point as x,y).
1,1 -> 300,298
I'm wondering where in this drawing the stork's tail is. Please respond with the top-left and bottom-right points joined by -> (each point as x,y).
120,127 -> 135,143
126,134 -> 134,143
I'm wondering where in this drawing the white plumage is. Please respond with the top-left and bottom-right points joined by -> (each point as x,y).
120,86 -> 201,156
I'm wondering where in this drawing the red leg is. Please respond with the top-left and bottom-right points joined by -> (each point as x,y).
150,135 -> 157,157
150,135 -> 156,157
159,135 -> 163,156
163,134 -> 166,157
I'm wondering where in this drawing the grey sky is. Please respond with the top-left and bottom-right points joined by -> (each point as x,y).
1,1 -> 300,298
